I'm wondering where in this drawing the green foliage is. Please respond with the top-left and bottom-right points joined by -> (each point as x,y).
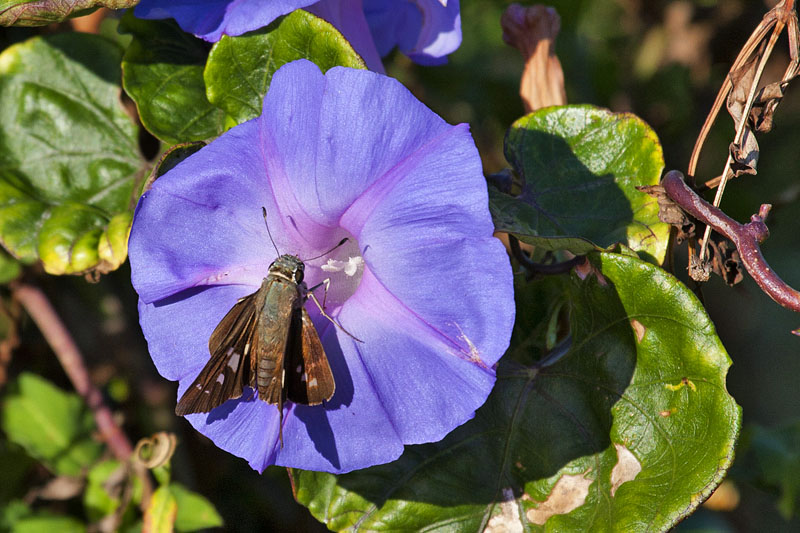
119,13 -> 226,145
143,485 -> 177,533
0,1 -> 136,27
171,483 -> 224,532
0,442 -> 33,504
0,32 -> 142,275
293,252 -> 740,531
492,105 -> 669,262
734,422 -> 800,519
1,373 -> 102,476
0,248 -> 20,284
205,10 -> 367,125
83,459 -> 138,525
10,514 -> 86,533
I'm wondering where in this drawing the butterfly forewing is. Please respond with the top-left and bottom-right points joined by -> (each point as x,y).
287,307 -> 335,405
175,291 -> 263,416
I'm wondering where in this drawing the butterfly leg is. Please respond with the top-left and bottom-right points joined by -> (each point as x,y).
306,288 -> 363,343
307,278 -> 331,309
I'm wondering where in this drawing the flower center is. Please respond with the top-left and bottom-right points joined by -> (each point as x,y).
303,233 -> 363,309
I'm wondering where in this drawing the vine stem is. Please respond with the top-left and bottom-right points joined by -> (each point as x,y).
11,281 -> 134,461
662,171 -> 800,334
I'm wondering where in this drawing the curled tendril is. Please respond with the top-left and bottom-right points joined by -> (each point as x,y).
133,432 -> 178,470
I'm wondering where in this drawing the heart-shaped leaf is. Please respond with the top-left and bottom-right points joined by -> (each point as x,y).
293,252 -> 740,531
492,106 -> 669,263
120,13 -> 226,145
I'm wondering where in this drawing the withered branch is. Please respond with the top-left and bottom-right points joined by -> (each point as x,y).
662,171 -> 800,334
688,1 -> 799,263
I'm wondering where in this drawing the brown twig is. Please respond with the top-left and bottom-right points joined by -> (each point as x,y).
698,22 -> 784,261
662,171 -> 800,334
11,281 -> 134,460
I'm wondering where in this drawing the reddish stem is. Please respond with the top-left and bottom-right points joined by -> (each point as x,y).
662,171 -> 800,334
12,282 -> 134,460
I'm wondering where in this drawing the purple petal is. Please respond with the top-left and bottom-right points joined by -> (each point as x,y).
306,0 -> 386,73
129,120 -> 280,304
364,0 -> 461,64
138,284 -> 255,381
184,393 -> 282,472
260,60 -> 453,231
134,0 -> 316,42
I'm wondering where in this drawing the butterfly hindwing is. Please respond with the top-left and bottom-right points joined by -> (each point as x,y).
175,290 -> 261,416
287,307 -> 335,405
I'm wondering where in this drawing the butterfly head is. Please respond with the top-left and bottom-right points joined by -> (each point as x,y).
269,254 -> 305,283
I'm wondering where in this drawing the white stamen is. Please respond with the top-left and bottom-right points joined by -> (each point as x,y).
321,256 -> 364,277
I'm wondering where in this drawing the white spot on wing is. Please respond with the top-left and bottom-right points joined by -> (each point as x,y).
308,377 -> 318,388
227,352 -> 241,370
296,364 -> 302,373
216,374 -> 224,384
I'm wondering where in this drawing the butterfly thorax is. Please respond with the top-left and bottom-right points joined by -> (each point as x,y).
267,254 -> 305,285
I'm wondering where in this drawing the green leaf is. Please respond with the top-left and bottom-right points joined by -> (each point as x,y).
143,486 -> 177,533
733,422 -> 800,519
170,483 -> 224,532
1,373 -> 102,476
120,13 -> 226,144
12,514 -> 85,533
0,247 -> 21,284
0,442 -> 34,503
293,252 -> 740,532
0,500 -> 30,531
0,33 -> 143,275
204,10 -> 367,125
84,460 -> 126,522
492,105 -> 669,263
0,1 -> 136,26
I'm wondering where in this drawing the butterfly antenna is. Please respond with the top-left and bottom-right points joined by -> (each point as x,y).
262,207 -> 281,256
303,238 -> 349,262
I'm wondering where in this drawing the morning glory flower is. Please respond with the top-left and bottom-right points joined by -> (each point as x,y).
129,60 -> 513,473
133,0 -> 461,70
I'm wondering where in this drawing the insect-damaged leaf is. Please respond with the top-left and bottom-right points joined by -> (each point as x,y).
292,252 -> 740,532
0,0 -> 136,26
